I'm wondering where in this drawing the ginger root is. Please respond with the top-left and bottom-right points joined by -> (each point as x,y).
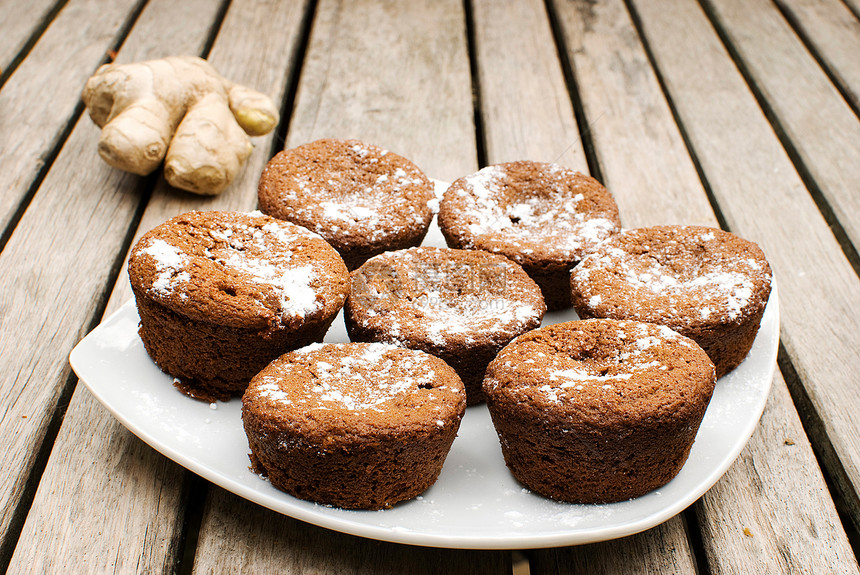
82,55 -> 279,195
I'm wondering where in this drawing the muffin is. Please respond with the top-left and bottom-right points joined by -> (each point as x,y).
570,225 -> 772,377
258,138 -> 435,269
128,210 -> 350,401
242,342 -> 466,509
483,319 -> 716,503
438,161 -> 620,309
344,247 -> 546,405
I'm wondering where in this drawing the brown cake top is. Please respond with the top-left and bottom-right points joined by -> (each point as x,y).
128,210 -> 349,330
347,247 -> 546,352
570,225 -> 772,330
438,161 -> 620,268
483,319 -> 716,426
257,138 -> 435,252
243,342 -> 466,433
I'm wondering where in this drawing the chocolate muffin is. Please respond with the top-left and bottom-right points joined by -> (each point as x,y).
258,138 -> 435,269
483,319 -> 716,503
438,161 -> 620,309
242,342 -> 466,509
344,247 -> 546,405
570,225 -> 772,378
128,210 -> 350,401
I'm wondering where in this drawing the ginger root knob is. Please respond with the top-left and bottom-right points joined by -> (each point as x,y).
82,55 -> 279,195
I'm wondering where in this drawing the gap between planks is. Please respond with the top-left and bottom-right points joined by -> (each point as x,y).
696,0 -> 860,277
2,0 -> 239,572
772,0 -> 860,118
0,0 -> 69,88
631,0 -> 860,556
0,0 -> 150,254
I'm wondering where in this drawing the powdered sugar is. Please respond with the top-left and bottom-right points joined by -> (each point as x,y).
320,201 -> 381,224
420,301 -> 541,347
261,221 -> 304,244
207,218 -> 323,322
451,164 -> 618,260
573,227 -> 771,323
551,368 -> 633,383
139,239 -> 189,297
487,320 -> 697,405
690,269 -> 752,316
220,251 -> 319,319
135,213 -> 331,323
264,142 -> 432,243
610,258 -> 756,320
533,346 -> 662,403
254,343 -> 460,412
351,248 -> 545,348
255,380 -> 293,405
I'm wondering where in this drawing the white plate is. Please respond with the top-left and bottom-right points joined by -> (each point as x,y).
69,214 -> 779,550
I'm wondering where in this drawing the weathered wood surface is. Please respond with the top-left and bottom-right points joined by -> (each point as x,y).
845,0 -> 860,18
471,0 -> 587,172
0,0 -> 859,572
283,0 -> 476,182
194,487 -> 510,575
0,0 -> 229,571
773,0 -> 860,114
695,372 -> 859,574
0,0 -> 145,238
548,0 -> 714,228
0,51 -> 147,575
0,0 -> 62,80
4,0 -> 310,573
701,0 -> 860,259
530,516 -> 698,575
632,0 -> 860,547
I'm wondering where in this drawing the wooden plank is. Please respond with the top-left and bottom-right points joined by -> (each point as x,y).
194,487 -> 510,575
470,0 -> 587,171
189,1 -> 506,572
841,0 -> 860,21
773,0 -> 860,114
5,0 -> 313,572
7,388 -> 195,574
283,0 -> 476,182
0,0 -> 145,240
695,372 -> 859,574
701,0 -> 860,264
0,0 -> 228,571
0,0 -> 63,79
632,0 -> 860,554
530,516 -> 697,574
0,100 -> 143,565
547,0 -> 715,228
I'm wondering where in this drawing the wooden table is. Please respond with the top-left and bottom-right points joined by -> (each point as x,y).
1,0 -> 859,572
